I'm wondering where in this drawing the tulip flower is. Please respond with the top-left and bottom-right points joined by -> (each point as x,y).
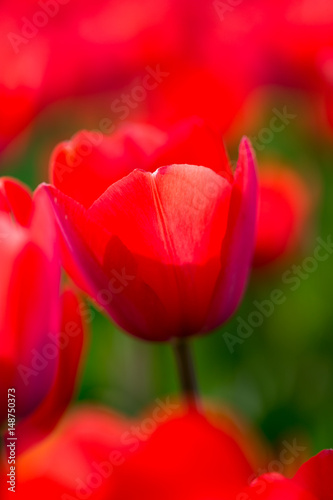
43,119 -> 258,341
0,0 -> 266,161
0,0 -> 189,156
263,1 -> 333,89
0,404 -> 266,499
0,2 -> 49,154
238,450 -> 333,499
253,164 -> 313,268
2,403 -> 331,500
0,177 -> 85,449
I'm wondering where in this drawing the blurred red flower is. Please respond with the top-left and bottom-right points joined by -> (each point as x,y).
0,404 -> 265,499
0,37 -> 47,154
2,403 -> 331,500
0,177 -> 85,449
43,120 -> 258,341
253,164 -> 314,268
0,0 -> 266,157
238,450 -> 333,499
0,0 -> 198,154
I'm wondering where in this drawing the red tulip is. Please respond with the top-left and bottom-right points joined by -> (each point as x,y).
0,0 -> 187,155
2,402 -> 332,500
110,406 -> 261,500
0,177 -> 85,447
145,8 -> 266,133
0,9 -> 48,154
264,1 -> 333,89
238,450 -> 333,499
0,404 -> 265,499
253,164 -> 313,268
0,0 -> 266,160
44,120 -> 258,341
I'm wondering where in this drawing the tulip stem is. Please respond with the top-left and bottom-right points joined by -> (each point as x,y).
172,338 -> 201,412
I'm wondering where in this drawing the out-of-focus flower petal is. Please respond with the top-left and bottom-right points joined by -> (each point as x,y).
15,287 -> 86,453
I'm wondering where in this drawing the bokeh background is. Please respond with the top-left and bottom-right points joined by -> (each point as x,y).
2,0 -> 333,458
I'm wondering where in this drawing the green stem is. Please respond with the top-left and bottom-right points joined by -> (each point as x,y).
172,338 -> 201,412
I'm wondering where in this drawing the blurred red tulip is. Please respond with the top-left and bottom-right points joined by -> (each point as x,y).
0,0 -> 266,158
2,0 -> 332,157
43,120 -> 258,341
253,164 -> 313,268
0,36 -> 47,154
111,406 -> 262,500
0,0 -> 194,155
215,1 -> 333,89
0,404 -> 265,499
146,5 -> 266,133
248,1 -> 333,131
0,177 -> 85,447
2,403 -> 331,500
265,1 -> 333,88
238,450 -> 333,500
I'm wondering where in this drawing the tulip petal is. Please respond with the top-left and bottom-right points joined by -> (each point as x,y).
112,409 -> 254,500
8,242 -> 60,418
50,125 -> 166,209
0,215 -> 25,424
2,407 -> 131,500
242,473 -> 316,500
8,406 -> 258,500
49,119 -> 233,212
149,117 -> 233,181
0,177 -> 33,227
204,137 -> 258,331
0,182 -> 61,423
89,164 -> 232,336
15,288 -> 85,454
29,186 -> 61,338
41,184 -> 172,340
293,450 -> 333,500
